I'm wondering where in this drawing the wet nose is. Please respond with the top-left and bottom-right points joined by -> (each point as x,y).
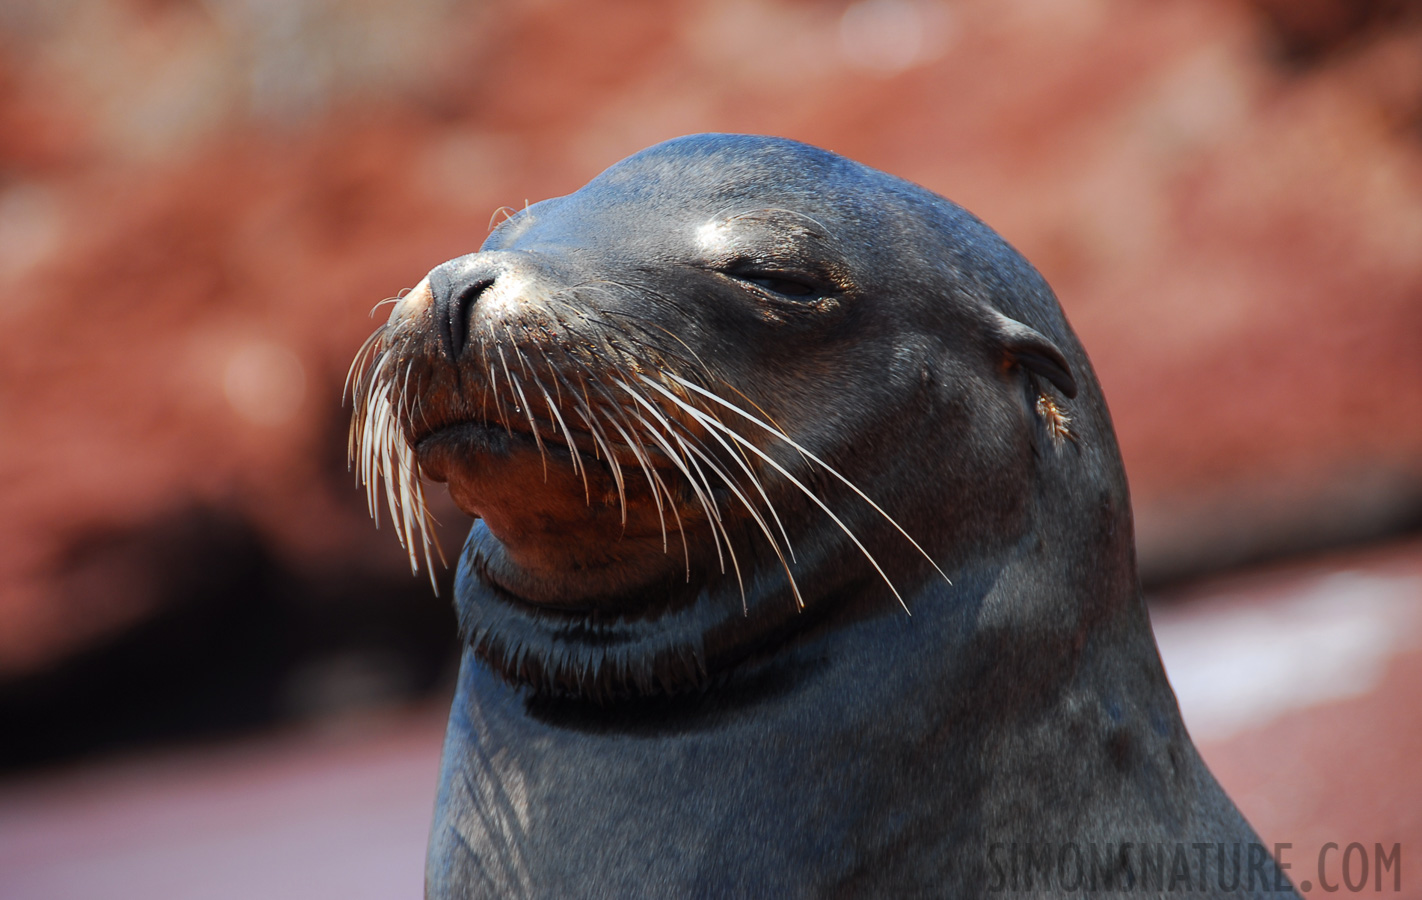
429,261 -> 495,361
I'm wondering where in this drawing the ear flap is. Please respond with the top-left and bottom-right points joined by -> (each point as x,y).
988,311 -> 1078,399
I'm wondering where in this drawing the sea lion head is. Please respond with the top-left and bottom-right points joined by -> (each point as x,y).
350,133 -> 1130,703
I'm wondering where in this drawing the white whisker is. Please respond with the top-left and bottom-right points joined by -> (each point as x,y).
347,326 -> 443,592
653,374 -> 946,613
665,373 -> 950,585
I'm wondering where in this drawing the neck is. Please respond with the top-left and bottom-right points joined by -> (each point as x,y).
426,547 -> 1267,898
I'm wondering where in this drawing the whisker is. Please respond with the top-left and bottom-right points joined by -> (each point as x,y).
654,375 -> 939,613
487,205 -> 518,231
666,373 -> 950,585
348,327 -> 443,591
720,379 -> 810,468
398,356 -> 417,420
615,382 -> 741,588
637,377 -> 797,563
376,400 -> 401,537
556,369 -> 628,523
670,425 -> 799,610
489,362 -> 514,437
613,380 -> 723,524
588,381 -> 673,554
618,380 -> 794,610
506,325 -> 532,380
362,391 -> 385,521
344,328 -> 383,405
534,379 -> 588,496
505,368 -> 549,481
578,377 -> 599,459
671,394 -> 905,610
622,406 -> 698,582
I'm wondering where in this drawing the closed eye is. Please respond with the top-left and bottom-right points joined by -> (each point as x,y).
729,271 -> 823,299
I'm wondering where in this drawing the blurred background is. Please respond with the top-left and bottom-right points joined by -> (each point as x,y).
0,0 -> 1419,896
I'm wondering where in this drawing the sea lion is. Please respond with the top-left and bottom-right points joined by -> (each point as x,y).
350,134 -> 1297,898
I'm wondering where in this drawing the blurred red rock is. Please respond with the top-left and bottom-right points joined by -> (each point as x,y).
1,0 -> 1420,695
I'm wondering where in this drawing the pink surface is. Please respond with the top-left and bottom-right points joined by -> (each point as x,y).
0,715 -> 446,900
1,539 -> 1419,899
1154,540 -> 1422,896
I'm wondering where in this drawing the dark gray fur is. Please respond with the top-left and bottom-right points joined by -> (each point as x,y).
398,135 -> 1296,898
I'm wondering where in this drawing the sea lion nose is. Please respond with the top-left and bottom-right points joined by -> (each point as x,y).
427,251 -> 557,361
429,259 -> 496,361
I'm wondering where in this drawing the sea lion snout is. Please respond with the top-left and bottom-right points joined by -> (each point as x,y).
422,251 -> 563,362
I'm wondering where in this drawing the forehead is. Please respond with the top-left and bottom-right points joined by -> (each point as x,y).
488,136 -> 900,254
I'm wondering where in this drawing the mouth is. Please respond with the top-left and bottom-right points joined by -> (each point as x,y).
414,416 -> 676,483
412,413 -> 691,543
413,421 -> 521,483
465,543 -> 681,619
411,417 -> 710,616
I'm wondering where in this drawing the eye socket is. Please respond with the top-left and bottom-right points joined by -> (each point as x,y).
730,271 -> 821,299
